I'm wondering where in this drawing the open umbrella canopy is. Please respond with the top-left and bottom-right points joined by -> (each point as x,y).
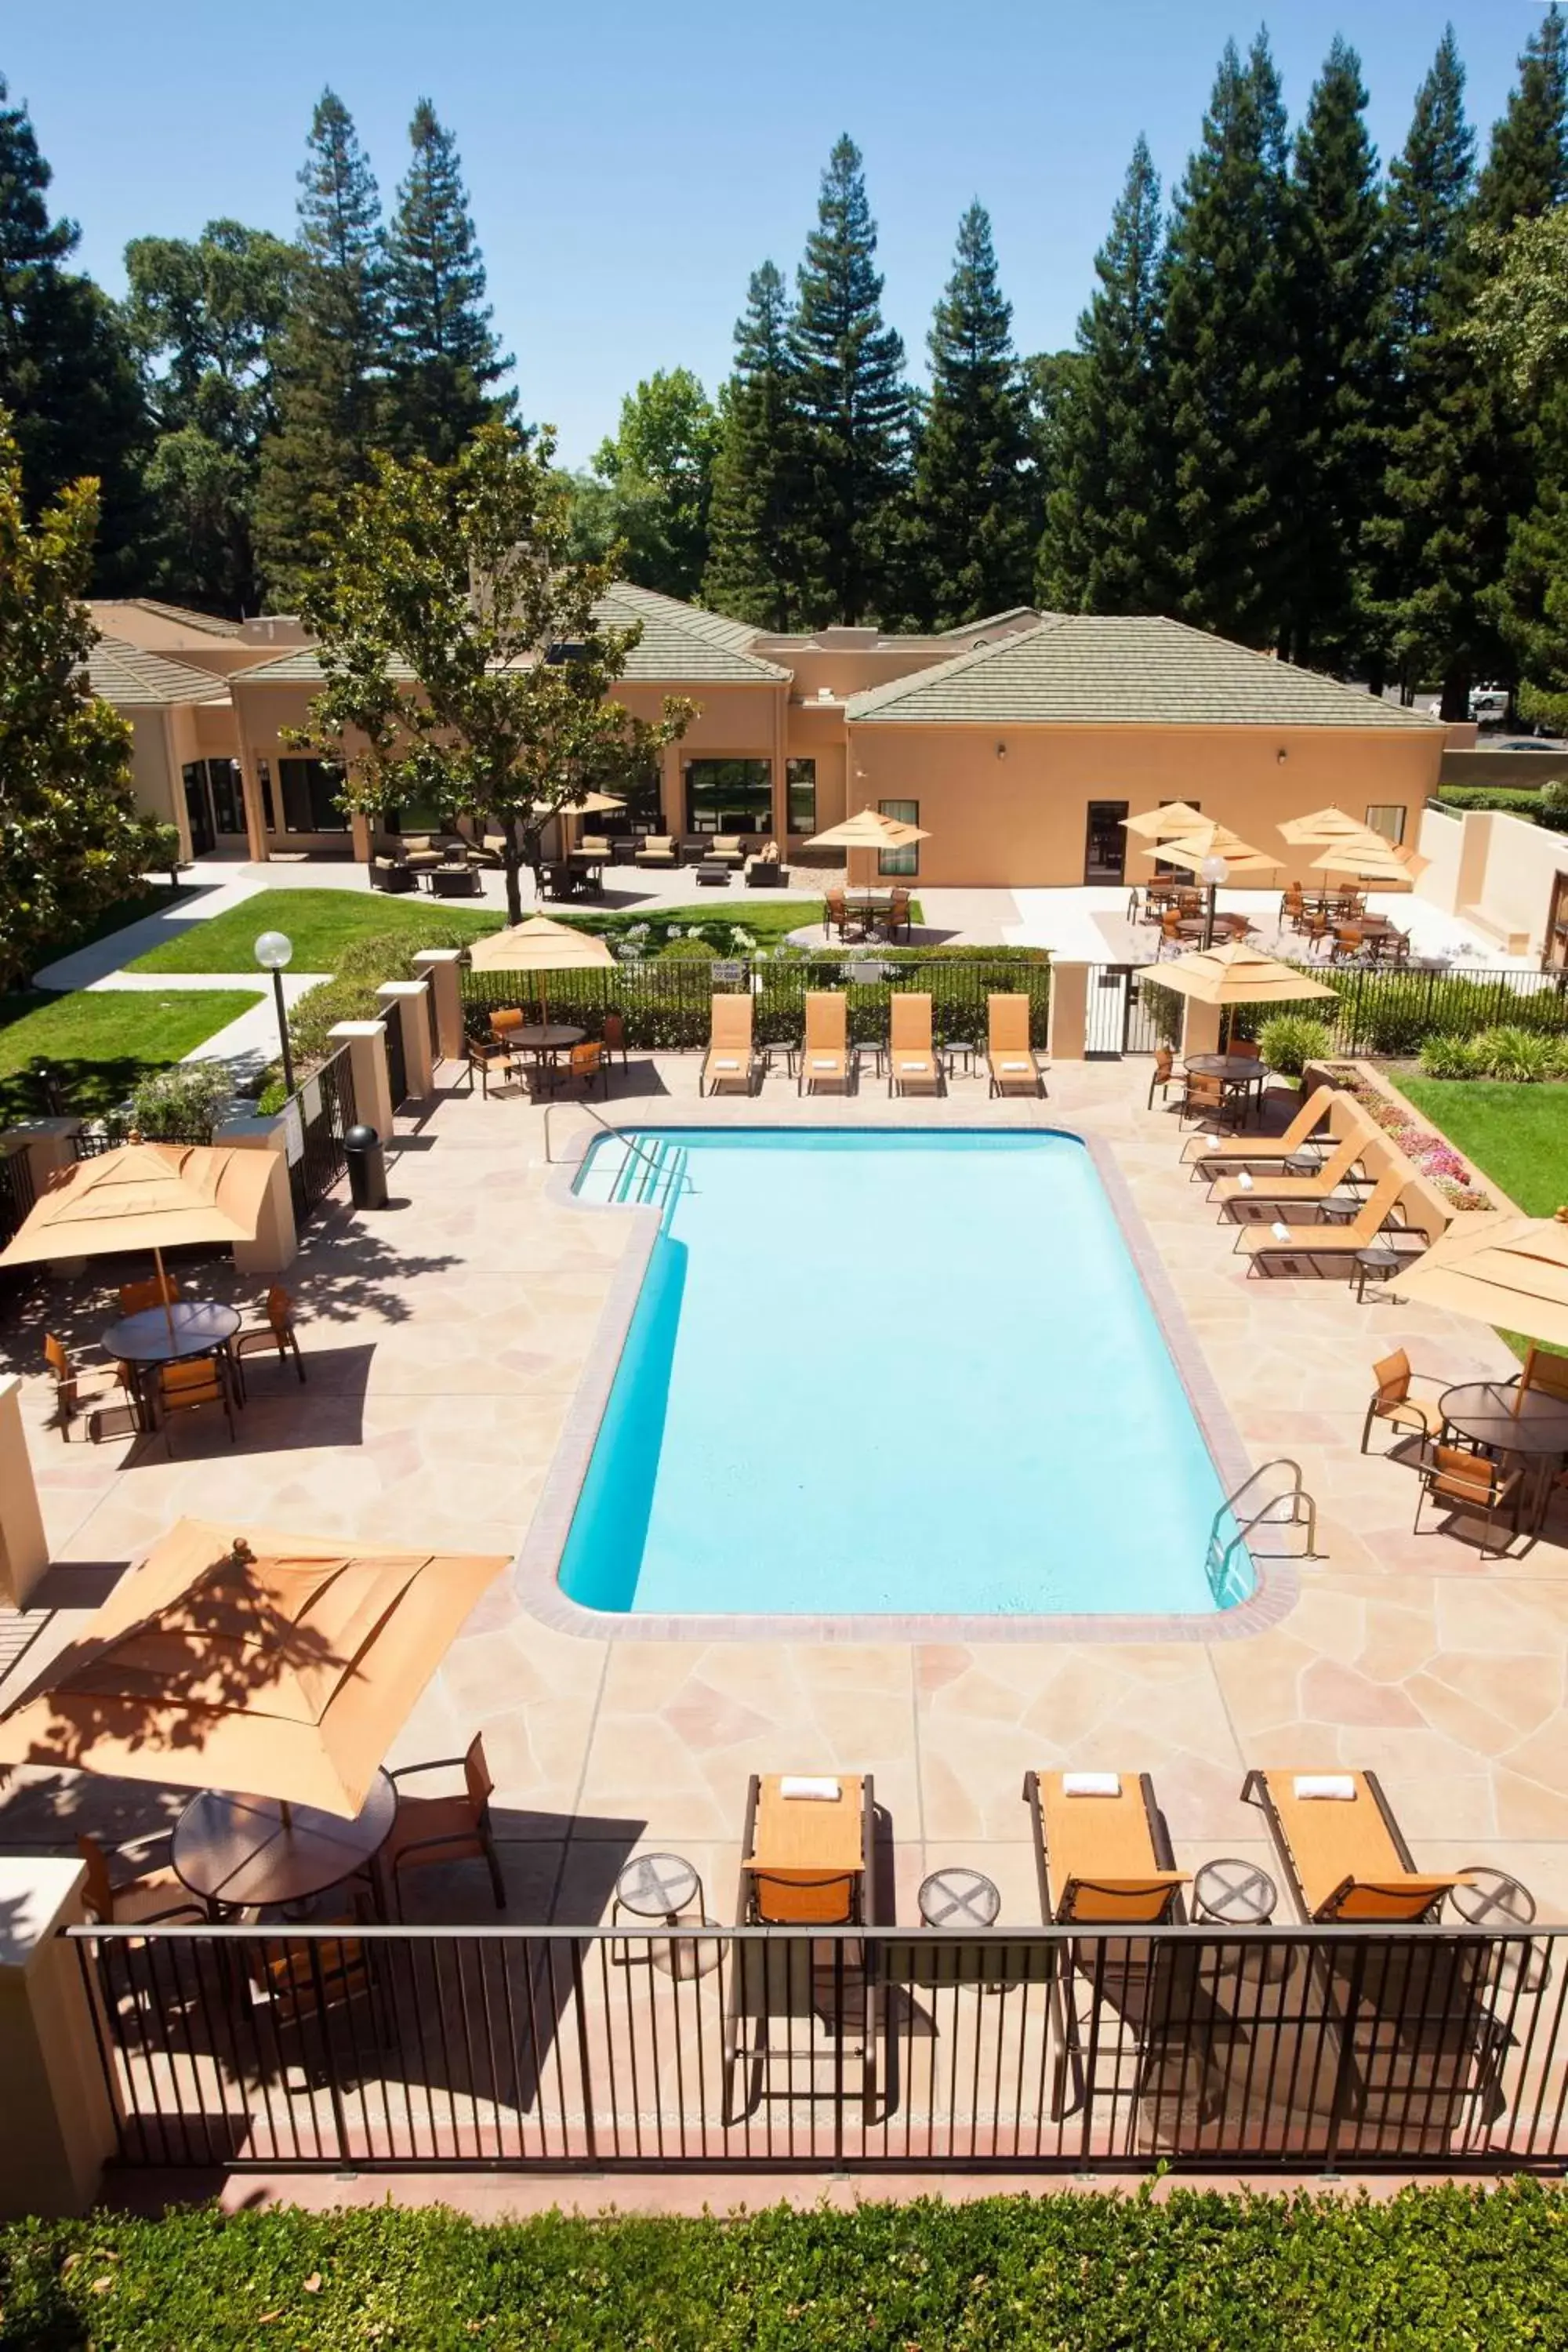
0,1141 -> 276,1272
1145,830 -> 1282,879
1306,838 -> 1429,886
530,790 -> 624,818
1388,1211 -> 1568,1355
1145,942 -> 1338,1007
466,913 -> 618,975
1121,802 -> 1208,840
0,1519 -> 508,1817
806,808 -> 931,852
1278,806 -> 1370,846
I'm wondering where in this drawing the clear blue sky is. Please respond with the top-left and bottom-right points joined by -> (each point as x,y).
4,1 -> 1553,466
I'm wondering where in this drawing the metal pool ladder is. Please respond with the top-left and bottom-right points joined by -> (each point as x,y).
1206,1458 -> 1319,1606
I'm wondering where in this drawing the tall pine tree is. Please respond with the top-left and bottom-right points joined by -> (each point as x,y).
1475,4 -> 1568,231
1037,136 -> 1168,615
1160,35 -> 1298,648
0,76 -> 146,589
703,262 -> 802,626
909,202 -> 1035,626
383,100 -> 510,463
254,90 -> 387,606
1283,39 -> 1386,670
788,136 -> 910,626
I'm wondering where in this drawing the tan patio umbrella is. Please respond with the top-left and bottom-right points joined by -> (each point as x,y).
1121,802 -> 1209,840
466,909 -> 617,1023
0,1140 -> 278,1342
807,806 -> 930,888
1147,940 -> 1337,1046
1306,837 -> 1429,887
1142,831 -> 1282,880
1278,806 -> 1370,846
1385,1211 -> 1568,1367
0,1518 -> 508,1817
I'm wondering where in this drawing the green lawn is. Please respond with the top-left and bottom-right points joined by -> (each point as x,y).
1398,1076 -> 1568,1216
0,989 -> 261,1123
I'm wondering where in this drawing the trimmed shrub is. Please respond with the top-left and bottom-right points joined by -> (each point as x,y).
1418,1032 -> 1484,1080
1475,1024 -> 1559,1081
1138,979 -> 1184,1047
658,935 -> 718,960
122,1062 -> 231,1141
1256,1014 -> 1334,1076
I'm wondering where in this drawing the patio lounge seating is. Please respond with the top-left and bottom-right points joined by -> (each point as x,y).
799,992 -> 851,1093
119,1272 -> 180,1315
1360,1348 -> 1446,1454
1183,1085 -> 1334,1176
986,994 -> 1046,1097
1210,1128 -> 1364,1214
887,992 -> 942,1095
382,1733 -> 507,1919
78,1833 -> 204,1927
1414,1445 -> 1525,1557
700,994 -> 762,1097
466,1035 -> 515,1098
745,841 -> 787,887
156,1353 -> 238,1452
369,856 -> 416,893
1243,1769 -> 1464,1923
1236,1167 -> 1406,1273
560,1040 -> 610,1098
634,836 -> 677,868
1022,1770 -> 1189,1925
709,836 -> 748,868
741,1772 -> 875,1928
695,860 -> 731,887
232,1285 -> 305,1392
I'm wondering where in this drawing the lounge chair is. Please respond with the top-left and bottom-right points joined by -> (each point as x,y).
634,835 -> 677,868
740,1772 -> 874,1928
1210,1127 -> 1365,1214
986,994 -> 1046,1098
798,992 -> 851,1093
1182,1085 -> 1335,1176
887,993 -> 942,1096
1022,1770 -> 1189,1925
700,994 -> 762,1097
1414,1445 -> 1525,1558
1235,1167 -> 1406,1274
1242,1769 -> 1465,1923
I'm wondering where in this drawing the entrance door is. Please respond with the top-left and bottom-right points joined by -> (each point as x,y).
182,763 -> 216,857
1083,800 -> 1130,884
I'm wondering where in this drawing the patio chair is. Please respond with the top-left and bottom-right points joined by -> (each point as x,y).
1236,1167 -> 1407,1274
1330,925 -> 1365,965
467,1034 -> 516,1098
634,835 -> 677,868
1517,1349 -> 1568,1404
986,994 -> 1047,1097
701,994 -> 762,1097
1281,885 -> 1308,931
601,1011 -> 629,1069
1146,1046 -> 1181,1109
1023,1770 -> 1189,1926
1242,1769 -> 1465,1923
887,993 -> 942,1095
156,1353 -> 237,1452
44,1334 -> 134,1442
710,835 -> 748,868
1182,1085 -> 1334,1175
488,1007 -> 525,1044
247,1931 -> 385,2050
823,888 -> 862,943
799,993 -> 851,1094
559,1040 -> 609,1098
1209,1127 -> 1363,1214
886,887 -> 913,943
1228,1036 -> 1260,1058
118,1272 -> 180,1315
78,1833 -> 204,1928
369,856 -> 416,894
1414,1445 -> 1525,1557
232,1285 -> 306,1392
578,833 -> 612,858
1158,911 -> 1185,956
1177,1072 -> 1229,1130
382,1733 -> 506,1919
1360,1348 -> 1447,1455
745,841 -> 783,887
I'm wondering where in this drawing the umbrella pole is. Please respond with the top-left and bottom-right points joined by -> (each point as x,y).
155,1246 -> 176,1347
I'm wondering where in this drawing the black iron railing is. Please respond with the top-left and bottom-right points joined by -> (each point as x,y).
1097,959 -> 1568,1058
69,1920 -> 1568,2175
0,1144 -> 36,1248
278,1043 -> 358,1225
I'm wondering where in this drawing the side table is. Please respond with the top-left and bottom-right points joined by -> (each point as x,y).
1192,1857 -> 1278,1929
919,1866 -> 1002,1931
612,1850 -> 717,1980
1451,1866 -> 1549,1994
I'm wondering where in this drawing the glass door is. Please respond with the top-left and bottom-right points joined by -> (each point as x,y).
182,763 -> 215,857
1083,800 -> 1130,884
877,799 -> 919,877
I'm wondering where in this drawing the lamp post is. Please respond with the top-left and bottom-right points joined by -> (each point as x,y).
254,930 -> 296,1098
1200,852 -> 1230,953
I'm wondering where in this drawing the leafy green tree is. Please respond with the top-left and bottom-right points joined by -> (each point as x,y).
254,90 -> 387,606
1283,39 -> 1387,670
1037,138 -> 1167,615
0,77 -> 147,590
574,368 -> 718,600
1160,35 -> 1298,648
1470,210 -> 1568,726
703,262 -> 802,627
910,203 -> 1035,626
292,422 -> 695,924
788,135 -> 911,625
123,220 -> 295,612
0,422 -> 158,988
1474,4 -> 1568,232
383,100 -> 511,464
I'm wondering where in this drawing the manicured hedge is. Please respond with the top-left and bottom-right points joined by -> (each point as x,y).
2,2183 -> 1566,2349
1437,784 -> 1568,832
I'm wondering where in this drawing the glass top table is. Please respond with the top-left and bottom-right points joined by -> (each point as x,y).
1439,1381 -> 1568,1457
101,1300 -> 241,1366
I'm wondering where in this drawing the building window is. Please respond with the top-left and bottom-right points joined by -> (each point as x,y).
1364,803 -> 1407,846
209,759 -> 244,835
786,757 -> 817,835
1083,800 -> 1129,884
878,797 -> 919,877
278,757 -> 347,833
684,757 -> 772,835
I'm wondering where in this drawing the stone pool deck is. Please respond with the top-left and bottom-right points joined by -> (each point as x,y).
2,1051 -> 1565,1932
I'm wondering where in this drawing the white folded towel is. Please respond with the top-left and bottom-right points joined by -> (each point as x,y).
1294,1773 -> 1356,1801
811,1057 -> 838,1070
712,1057 -> 739,1069
1062,1771 -> 1122,1798
1001,1058 -> 1030,1072
780,1775 -> 841,1802
899,1059 -> 928,1072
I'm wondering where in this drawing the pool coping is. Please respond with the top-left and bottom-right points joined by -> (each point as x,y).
506,1121 -> 1301,1645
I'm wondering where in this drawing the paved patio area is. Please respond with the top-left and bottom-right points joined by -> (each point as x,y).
2,1051 -> 1565,1936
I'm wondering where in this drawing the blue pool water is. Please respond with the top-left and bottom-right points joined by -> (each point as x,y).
561,1131 -> 1250,1618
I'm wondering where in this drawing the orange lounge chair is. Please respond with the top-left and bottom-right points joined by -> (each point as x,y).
1210,1127 -> 1365,1214
1243,1769 -> 1465,1923
1181,1084 -> 1334,1174
798,992 -> 851,1094
700,995 -> 761,1097
887,993 -> 942,1096
986,994 -> 1046,1098
740,1771 -> 874,1926
1022,1769 -> 1189,1924
1235,1167 -> 1407,1273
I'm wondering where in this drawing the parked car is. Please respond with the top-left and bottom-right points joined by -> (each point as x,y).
1469,684 -> 1509,725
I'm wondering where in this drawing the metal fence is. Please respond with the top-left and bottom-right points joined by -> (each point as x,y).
71,1920 -> 1568,2175
462,953 -> 1052,1054
0,1144 -> 36,1249
1091,960 -> 1568,1059
278,1043 -> 358,1227
71,1123 -> 213,1158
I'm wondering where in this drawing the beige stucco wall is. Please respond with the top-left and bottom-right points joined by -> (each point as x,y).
1415,803 -> 1465,915
1421,804 -> 1568,957
840,722 -> 1445,887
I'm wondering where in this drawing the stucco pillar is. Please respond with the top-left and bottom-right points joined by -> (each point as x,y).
376,981 -> 435,1104
161,706 -> 194,862
0,1859 -> 119,2217
233,704 -> 270,862
350,811 -> 373,863
1047,962 -> 1089,1062
330,1020 -> 393,1142
214,1112 -> 297,1275
6,1118 -> 81,1197
661,742 -> 682,835
1181,996 -> 1225,1059
0,1375 -> 47,1610
413,949 -> 465,1065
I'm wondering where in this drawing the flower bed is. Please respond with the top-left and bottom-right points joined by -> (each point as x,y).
1306,1059 -> 1494,1212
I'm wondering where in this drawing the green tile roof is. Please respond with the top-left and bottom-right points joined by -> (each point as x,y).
845,615 -> 1441,729
230,645 -> 420,684
85,637 -> 231,708
117,597 -> 243,637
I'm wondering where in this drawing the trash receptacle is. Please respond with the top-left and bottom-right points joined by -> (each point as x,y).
343,1123 -> 388,1210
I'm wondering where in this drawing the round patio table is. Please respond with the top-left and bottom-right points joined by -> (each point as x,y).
1439,1381 -> 1568,1532
102,1300 -> 241,1366
172,1771 -> 397,1919
1184,1054 -> 1267,1127
510,1025 -> 586,1054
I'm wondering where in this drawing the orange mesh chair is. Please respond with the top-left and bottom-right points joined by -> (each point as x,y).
561,1040 -> 609,1099
382,1733 -> 506,1918
601,1011 -> 629,1069
799,993 -> 851,1094
1414,1444 -> 1525,1557
986,994 -> 1046,1098
1146,1046 -> 1181,1109
78,1833 -> 204,1927
741,1773 -> 874,1927
233,1285 -> 305,1391
1236,1167 -> 1409,1272
702,995 -> 761,1097
1520,1348 -> 1568,1404
1210,1127 -> 1363,1213
1360,1348 -> 1446,1455
118,1271 -> 180,1315
1183,1084 -> 1334,1175
45,1334 -> 133,1441
488,1006 -> 525,1045
1243,1769 -> 1465,1923
156,1354 -> 237,1452
467,1034 -> 515,1098
887,993 -> 942,1096
1023,1771 -> 1189,1926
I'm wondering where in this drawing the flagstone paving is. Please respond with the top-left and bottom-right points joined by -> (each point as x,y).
2,1051 -> 1565,1929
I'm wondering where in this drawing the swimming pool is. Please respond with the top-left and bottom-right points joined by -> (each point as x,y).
560,1130 -> 1252,1620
